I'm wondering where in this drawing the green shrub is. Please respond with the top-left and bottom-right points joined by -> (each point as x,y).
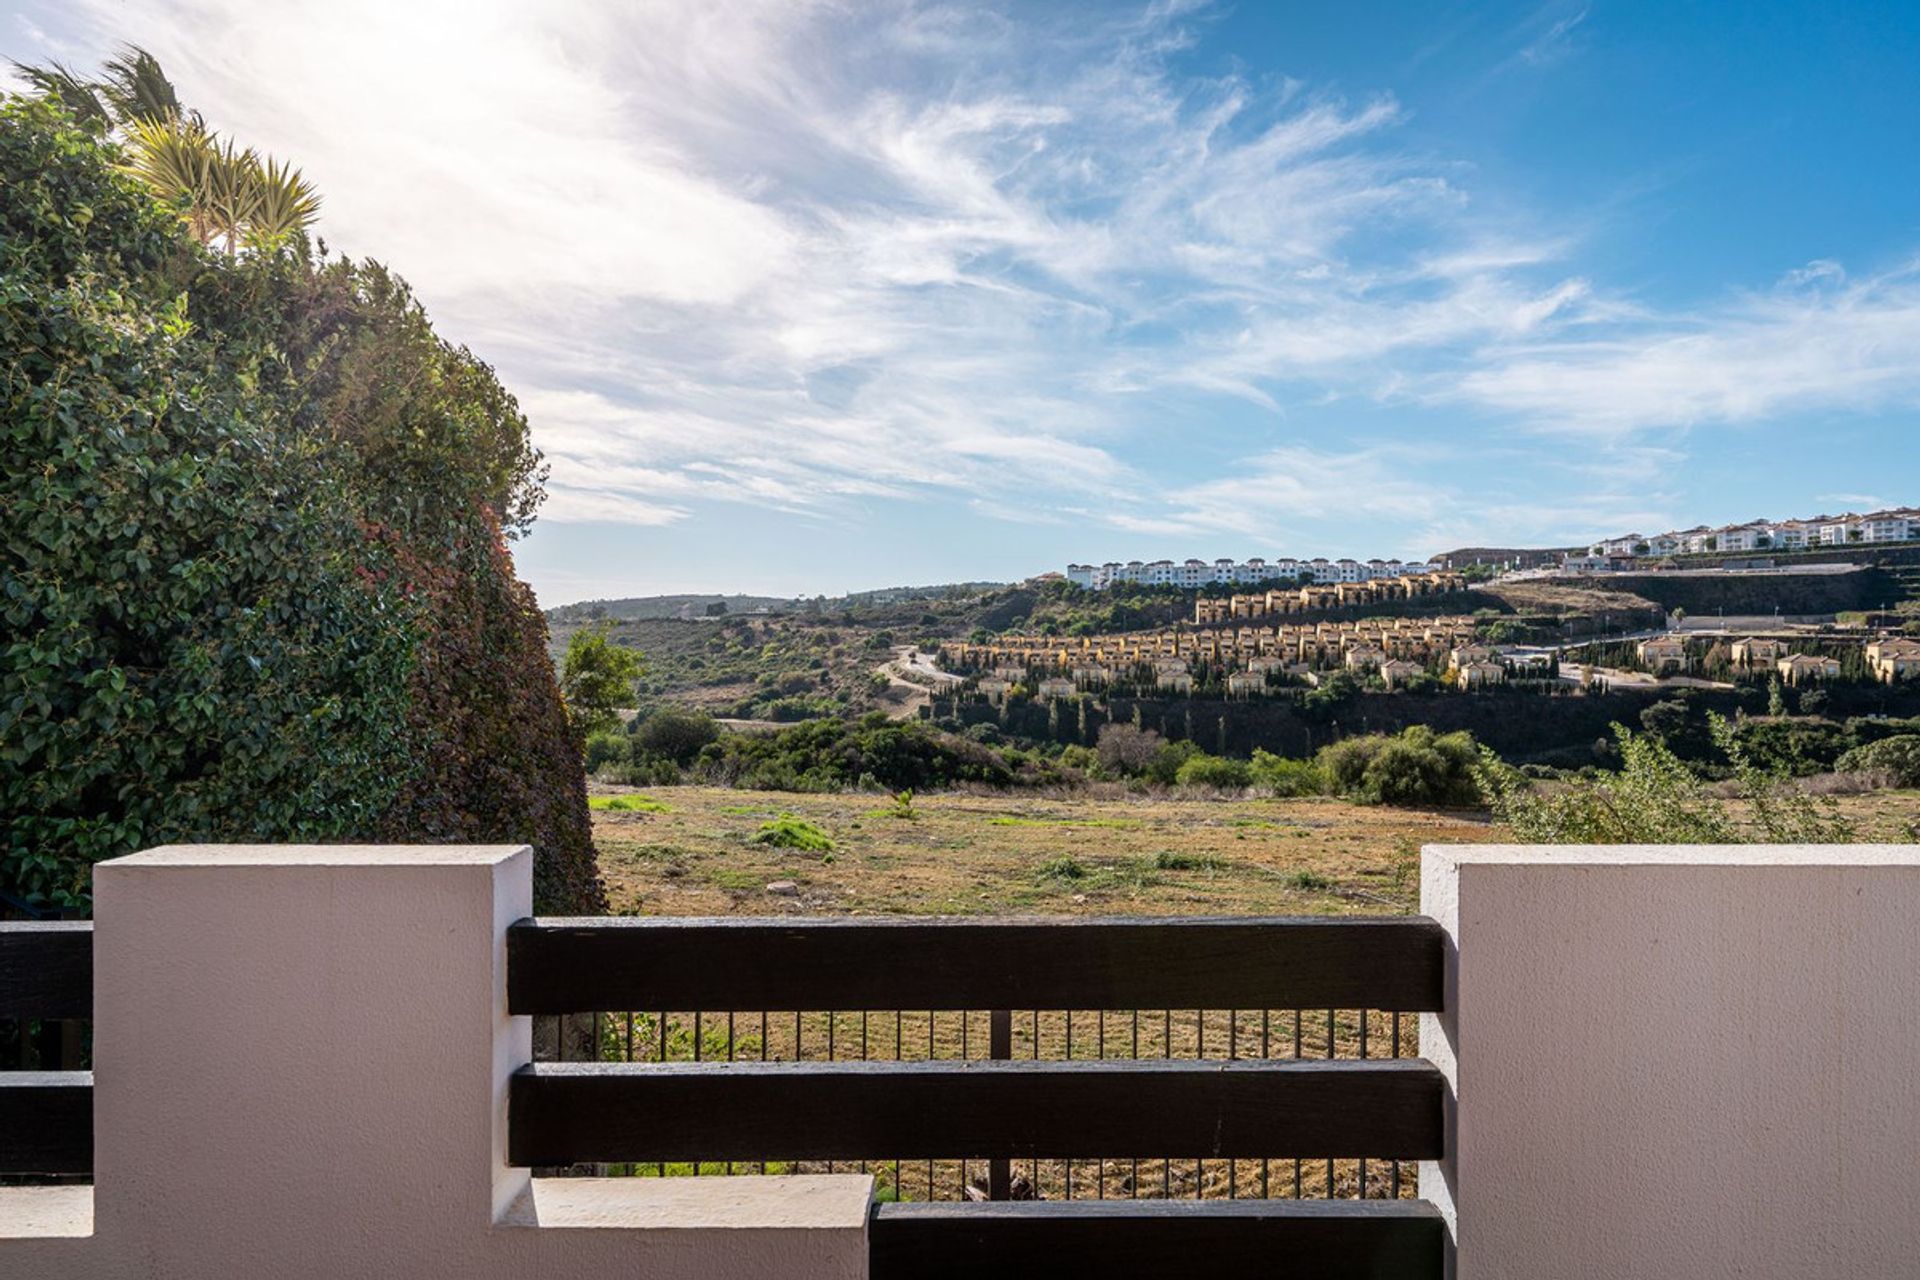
1314,727 -> 1481,807
750,814 -> 835,852
1479,718 -> 1856,844
1836,735 -> 1920,788
0,95 -> 600,912
1035,855 -> 1087,881
1152,850 -> 1225,871
588,795 -> 671,813
1249,750 -> 1328,798
1145,739 -> 1203,786
634,707 -> 720,765
1173,754 -> 1253,789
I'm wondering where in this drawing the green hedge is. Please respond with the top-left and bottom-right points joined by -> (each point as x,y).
1,98 -> 599,911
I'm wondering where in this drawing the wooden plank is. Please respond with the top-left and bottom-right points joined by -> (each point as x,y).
509,1059 -> 1443,1166
0,921 -> 93,1020
870,1200 -> 1445,1280
507,916 -> 1444,1015
0,1072 -> 93,1175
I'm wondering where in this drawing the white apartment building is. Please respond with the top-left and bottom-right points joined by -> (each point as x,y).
1065,555 -> 1432,591
1576,507 -> 1916,566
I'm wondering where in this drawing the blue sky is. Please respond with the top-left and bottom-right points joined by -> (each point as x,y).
11,1 -> 1920,603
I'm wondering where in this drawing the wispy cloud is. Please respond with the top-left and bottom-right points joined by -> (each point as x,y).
22,0 -> 1920,580
1455,260 -> 1920,433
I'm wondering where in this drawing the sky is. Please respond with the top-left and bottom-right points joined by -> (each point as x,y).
9,1 -> 1920,604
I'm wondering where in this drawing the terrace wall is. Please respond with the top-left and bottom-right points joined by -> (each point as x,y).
1424,844 -> 1920,1278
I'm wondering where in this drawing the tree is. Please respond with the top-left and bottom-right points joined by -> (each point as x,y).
19,46 -> 319,254
634,708 -> 719,765
1096,723 -> 1162,775
559,626 -> 646,737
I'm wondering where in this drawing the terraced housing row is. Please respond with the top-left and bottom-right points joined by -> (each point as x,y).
942,614 -> 1533,696
1192,570 -> 1468,623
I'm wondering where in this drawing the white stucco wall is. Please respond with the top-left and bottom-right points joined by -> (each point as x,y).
1423,844 -> 1920,1280
0,844 -> 869,1279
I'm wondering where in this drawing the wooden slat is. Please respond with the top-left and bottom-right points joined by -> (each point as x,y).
0,1072 -> 93,1175
870,1200 -> 1444,1280
508,916 -> 1444,1014
509,1059 -> 1443,1166
0,921 -> 93,1020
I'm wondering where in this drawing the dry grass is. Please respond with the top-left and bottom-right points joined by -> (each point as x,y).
592,785 -> 1493,919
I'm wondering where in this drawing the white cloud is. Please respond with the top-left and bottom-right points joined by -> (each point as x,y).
23,0 -> 1920,570
1456,261 -> 1920,433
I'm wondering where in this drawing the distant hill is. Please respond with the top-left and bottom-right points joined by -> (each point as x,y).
545,581 -> 1012,623
546,594 -> 796,623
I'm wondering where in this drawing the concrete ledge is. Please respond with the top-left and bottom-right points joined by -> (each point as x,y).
501,1176 -> 874,1231
0,1187 -> 93,1239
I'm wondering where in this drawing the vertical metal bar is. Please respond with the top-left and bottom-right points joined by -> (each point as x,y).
1391,1010 -> 1402,1198
1325,1008 -> 1336,1196
1163,1008 -> 1173,1197
1131,1010 -> 1142,1199
760,1010 -> 770,1175
927,1010 -> 935,1196
1358,1009 -> 1369,1198
659,1009 -> 668,1179
693,1011 -> 703,1061
989,1009 -> 1013,1200
1261,1008 -> 1272,1199
1293,1007 -> 1303,1198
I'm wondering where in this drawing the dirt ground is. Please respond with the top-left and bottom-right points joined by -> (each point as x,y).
591,786 -> 1493,918
592,784 -> 1920,920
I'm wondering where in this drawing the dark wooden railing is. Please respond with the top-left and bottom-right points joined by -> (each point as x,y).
2,914 -> 1451,1274
508,915 -> 1448,1278
0,920 -> 95,1176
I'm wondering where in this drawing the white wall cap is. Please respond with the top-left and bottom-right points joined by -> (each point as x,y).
105,844 -> 531,868
0,1188 -> 92,1239
501,1177 -> 874,1232
1426,843 -> 1920,868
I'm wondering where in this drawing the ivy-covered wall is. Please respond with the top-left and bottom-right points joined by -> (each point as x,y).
1,98 -> 601,912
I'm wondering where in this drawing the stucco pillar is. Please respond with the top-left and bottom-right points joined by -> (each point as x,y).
1423,844 -> 1920,1280
1,844 -> 869,1279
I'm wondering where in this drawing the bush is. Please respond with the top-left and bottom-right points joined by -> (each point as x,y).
1174,753 -> 1253,789
1096,723 -> 1162,775
584,732 -> 634,774
0,97 -> 599,912
750,814 -> 834,852
1479,717 -> 1857,844
634,707 -> 720,765
1836,736 -> 1920,788
1250,750 -> 1328,798
1145,739 -> 1203,786
1314,727 -> 1481,807
696,717 -> 1024,792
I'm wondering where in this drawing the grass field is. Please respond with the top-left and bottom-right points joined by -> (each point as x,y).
592,785 -> 1491,919
594,783 -> 1920,920
579,782 -> 1920,1202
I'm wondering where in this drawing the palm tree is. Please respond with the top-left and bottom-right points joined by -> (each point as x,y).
22,50 -> 318,255
244,155 -> 323,253
96,45 -> 194,128
11,60 -> 111,127
18,45 -> 319,254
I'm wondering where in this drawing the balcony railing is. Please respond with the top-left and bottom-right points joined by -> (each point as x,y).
4,912 -> 1449,1275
